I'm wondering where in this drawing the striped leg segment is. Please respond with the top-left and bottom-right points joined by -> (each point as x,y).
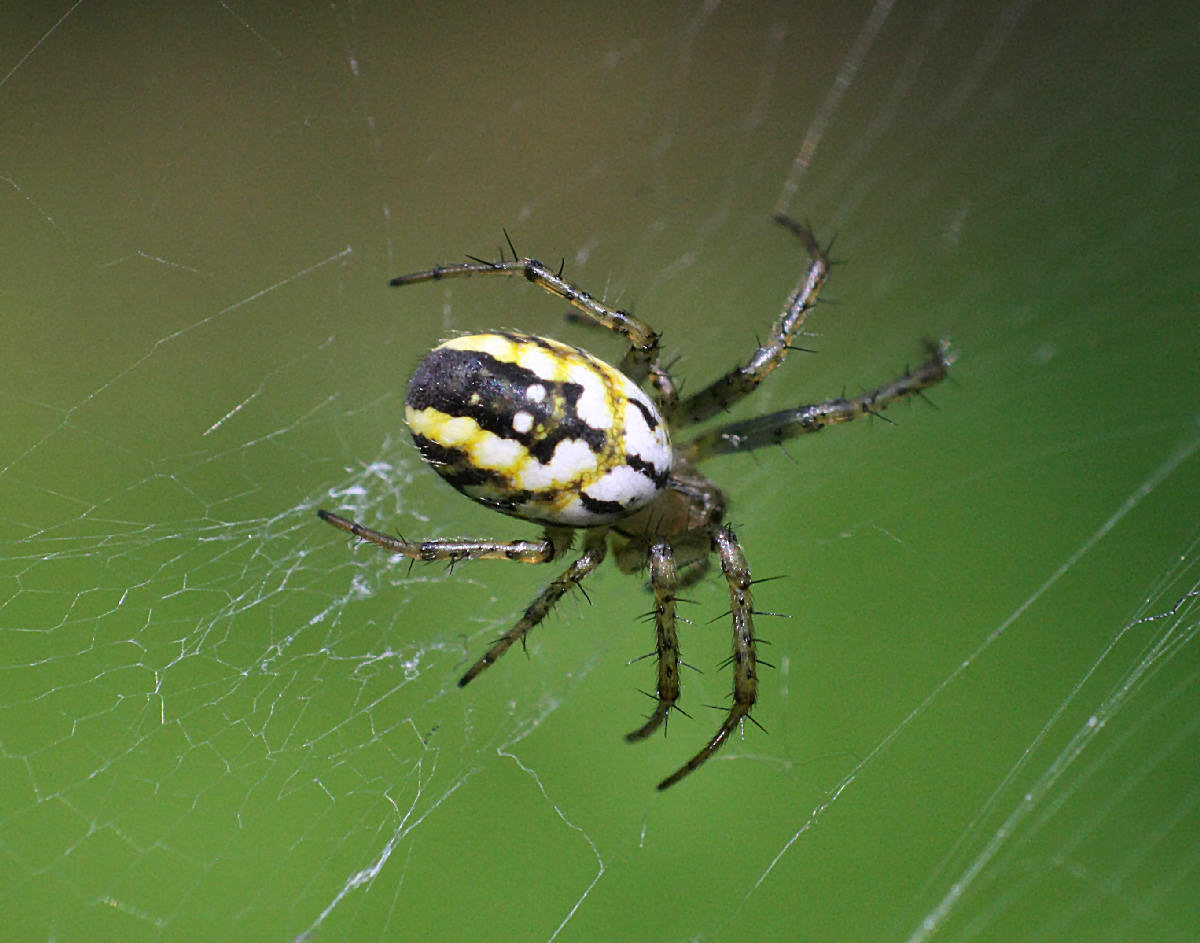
627,542 -> 682,742
674,215 -> 830,426
679,339 -> 952,462
657,525 -> 758,790
318,509 -> 571,564
389,254 -> 664,387
458,530 -> 609,687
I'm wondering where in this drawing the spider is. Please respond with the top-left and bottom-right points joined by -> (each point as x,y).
319,214 -> 951,790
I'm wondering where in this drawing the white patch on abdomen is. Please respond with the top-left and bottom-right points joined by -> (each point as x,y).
512,410 -> 534,434
515,438 -> 598,490
568,361 -> 614,430
471,434 -> 525,470
585,465 -> 658,506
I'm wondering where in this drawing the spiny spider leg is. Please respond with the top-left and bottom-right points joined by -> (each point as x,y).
389,254 -> 671,395
678,339 -> 953,462
657,525 -> 758,790
459,529 -> 608,687
627,542 -> 682,741
318,509 -> 572,564
674,214 -> 830,426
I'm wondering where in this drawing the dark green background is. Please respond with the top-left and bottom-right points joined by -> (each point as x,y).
3,1 -> 1198,940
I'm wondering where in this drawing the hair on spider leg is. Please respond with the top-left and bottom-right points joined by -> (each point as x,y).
715,647 -> 776,671
743,447 -> 770,468
661,350 -> 685,374
633,691 -> 692,718
485,237 -> 508,264
670,702 -> 694,720
655,706 -> 689,735
775,441 -> 801,465
464,230 -> 521,266
630,687 -> 693,719
632,609 -> 695,626
914,389 -> 941,410
698,699 -> 768,735
627,646 -> 701,671
776,215 -> 842,267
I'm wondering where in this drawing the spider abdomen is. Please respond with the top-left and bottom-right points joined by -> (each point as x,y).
405,332 -> 672,527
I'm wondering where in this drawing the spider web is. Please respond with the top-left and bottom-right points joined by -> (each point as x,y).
3,1 -> 1199,941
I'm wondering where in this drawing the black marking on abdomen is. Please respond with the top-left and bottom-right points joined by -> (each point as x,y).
624,452 -> 669,488
627,395 -> 660,431
407,344 -> 608,463
579,492 -> 627,517
412,434 -> 496,488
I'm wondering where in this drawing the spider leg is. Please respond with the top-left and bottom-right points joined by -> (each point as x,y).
459,529 -> 609,686
657,525 -> 757,790
626,542 -> 681,741
389,255 -> 669,392
673,215 -> 830,427
678,339 -> 953,462
318,509 -> 572,564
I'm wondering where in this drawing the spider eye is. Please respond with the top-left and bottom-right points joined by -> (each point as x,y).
405,332 -> 672,526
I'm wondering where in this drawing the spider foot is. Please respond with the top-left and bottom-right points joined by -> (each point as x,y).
656,699 -> 754,791
626,698 -> 678,742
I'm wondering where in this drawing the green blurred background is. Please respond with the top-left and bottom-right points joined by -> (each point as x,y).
3,1 -> 1198,940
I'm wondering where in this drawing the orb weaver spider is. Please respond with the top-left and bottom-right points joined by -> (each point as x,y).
319,214 -> 951,790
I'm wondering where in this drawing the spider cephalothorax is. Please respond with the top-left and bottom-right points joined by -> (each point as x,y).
319,215 -> 951,789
